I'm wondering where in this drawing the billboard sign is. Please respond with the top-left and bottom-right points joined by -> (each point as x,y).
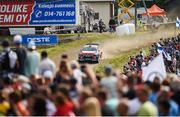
0,0 -> 78,26
22,35 -> 58,45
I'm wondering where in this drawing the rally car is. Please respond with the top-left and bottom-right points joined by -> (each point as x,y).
78,43 -> 102,63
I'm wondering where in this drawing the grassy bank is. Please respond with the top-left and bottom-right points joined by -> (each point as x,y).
94,47 -> 150,74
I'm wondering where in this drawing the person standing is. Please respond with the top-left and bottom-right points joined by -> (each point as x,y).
137,88 -> 158,116
108,17 -> 116,32
99,19 -> 103,33
24,41 -> 40,77
39,51 -> 56,76
100,66 -> 118,98
0,40 -> 17,77
13,35 -> 27,75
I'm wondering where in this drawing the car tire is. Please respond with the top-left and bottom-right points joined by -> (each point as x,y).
95,60 -> 99,63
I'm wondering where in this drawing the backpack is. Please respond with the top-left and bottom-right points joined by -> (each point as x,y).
0,50 -> 17,73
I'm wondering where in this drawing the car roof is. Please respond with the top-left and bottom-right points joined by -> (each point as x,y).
84,43 -> 99,48
83,45 -> 98,48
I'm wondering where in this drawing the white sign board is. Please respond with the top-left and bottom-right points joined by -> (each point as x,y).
9,28 -> 35,35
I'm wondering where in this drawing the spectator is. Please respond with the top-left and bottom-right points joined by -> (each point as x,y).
53,91 -> 75,116
149,82 -> 160,104
54,60 -> 72,84
7,91 -> 30,116
99,19 -> 103,33
81,64 -> 98,87
43,70 -> 54,86
157,90 -> 179,116
13,35 -> 27,75
100,66 -> 119,115
158,100 -> 171,116
37,87 -> 56,116
43,26 -> 52,35
117,100 -> 128,116
100,65 -> 118,98
70,61 -> 84,90
39,51 -> 56,76
0,91 -> 10,115
83,97 -> 101,116
31,94 -> 47,116
108,17 -> 116,32
0,40 -> 17,77
24,41 -> 40,77
96,88 -> 114,116
137,88 -> 158,116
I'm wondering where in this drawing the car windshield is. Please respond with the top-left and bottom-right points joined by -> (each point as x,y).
82,47 -> 97,51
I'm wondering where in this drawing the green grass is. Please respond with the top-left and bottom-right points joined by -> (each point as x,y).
94,47 -> 150,74
38,33 -> 116,57
0,36 -> 13,41
57,34 -> 77,38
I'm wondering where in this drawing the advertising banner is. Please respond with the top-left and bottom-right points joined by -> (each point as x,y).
22,35 -> 58,45
0,0 -> 77,26
9,28 -> 35,35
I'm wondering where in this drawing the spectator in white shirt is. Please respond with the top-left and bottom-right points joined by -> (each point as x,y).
39,51 -> 56,76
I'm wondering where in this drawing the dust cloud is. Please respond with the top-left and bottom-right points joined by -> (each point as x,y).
100,28 -> 178,59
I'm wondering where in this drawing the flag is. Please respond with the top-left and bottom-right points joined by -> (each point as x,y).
142,53 -> 167,82
156,43 -> 163,53
156,43 -> 172,61
176,17 -> 180,28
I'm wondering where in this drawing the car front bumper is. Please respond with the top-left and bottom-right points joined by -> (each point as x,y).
78,55 -> 99,62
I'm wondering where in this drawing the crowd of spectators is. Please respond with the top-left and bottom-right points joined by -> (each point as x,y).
0,34 -> 179,116
123,34 -> 180,76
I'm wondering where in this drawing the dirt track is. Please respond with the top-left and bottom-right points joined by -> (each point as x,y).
51,28 -> 179,65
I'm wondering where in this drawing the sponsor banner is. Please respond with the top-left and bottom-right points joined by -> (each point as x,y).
0,0 -> 77,26
22,35 -> 58,45
9,28 -> 35,35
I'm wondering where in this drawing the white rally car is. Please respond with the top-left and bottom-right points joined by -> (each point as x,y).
78,43 -> 102,63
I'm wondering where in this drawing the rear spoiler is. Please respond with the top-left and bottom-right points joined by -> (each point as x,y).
86,43 -> 99,45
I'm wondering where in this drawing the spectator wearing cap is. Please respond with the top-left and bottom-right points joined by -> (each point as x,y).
70,60 -> 84,90
100,65 -> 118,98
100,66 -> 119,115
43,70 -> 54,86
24,41 -> 40,77
13,35 -> 27,75
39,51 -> 56,76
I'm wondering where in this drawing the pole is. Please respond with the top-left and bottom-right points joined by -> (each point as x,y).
175,27 -> 176,37
142,0 -> 153,31
135,0 -> 137,31
142,0 -> 149,23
